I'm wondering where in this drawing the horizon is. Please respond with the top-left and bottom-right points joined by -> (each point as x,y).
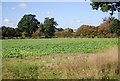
1,2 -> 118,29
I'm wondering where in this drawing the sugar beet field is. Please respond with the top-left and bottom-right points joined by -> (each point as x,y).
2,38 -> 119,79
2,38 -> 118,58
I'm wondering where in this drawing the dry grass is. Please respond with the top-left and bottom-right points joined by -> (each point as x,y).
57,47 -> 118,79
2,47 -> 119,79
89,47 -> 118,66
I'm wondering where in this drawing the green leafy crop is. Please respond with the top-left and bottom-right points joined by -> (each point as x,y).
2,38 -> 118,58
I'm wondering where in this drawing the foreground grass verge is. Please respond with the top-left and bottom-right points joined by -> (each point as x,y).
2,47 -> 119,79
2,38 -> 118,58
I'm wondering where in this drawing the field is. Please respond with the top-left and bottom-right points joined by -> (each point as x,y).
2,38 -> 119,79
2,38 -> 118,58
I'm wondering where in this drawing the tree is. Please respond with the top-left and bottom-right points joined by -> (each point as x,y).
76,25 -> 98,38
55,31 -> 74,38
97,17 -> 115,38
17,14 -> 40,37
15,28 -> 22,37
56,28 -> 64,31
110,19 -> 120,36
43,17 -> 58,37
38,23 -> 46,36
33,17 -> 58,38
32,23 -> 45,38
1,26 -> 16,37
55,28 -> 73,38
90,2 -> 120,16
64,28 -> 73,33
55,31 -> 65,38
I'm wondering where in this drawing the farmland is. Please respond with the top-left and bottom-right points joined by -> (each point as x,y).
2,38 -> 118,58
2,38 -> 119,79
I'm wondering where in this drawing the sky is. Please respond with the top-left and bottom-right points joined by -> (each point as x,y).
1,2 -> 118,29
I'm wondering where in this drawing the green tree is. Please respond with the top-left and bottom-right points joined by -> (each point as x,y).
15,28 -> 22,37
64,28 -> 73,33
39,23 -> 46,36
33,18 -> 58,38
56,28 -> 64,31
17,14 -> 40,37
1,26 -> 16,37
32,23 -> 45,37
90,2 -> 120,16
43,17 -> 58,37
110,19 -> 120,36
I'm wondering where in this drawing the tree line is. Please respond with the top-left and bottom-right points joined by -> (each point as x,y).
1,2 -> 120,39
0,14 -> 120,39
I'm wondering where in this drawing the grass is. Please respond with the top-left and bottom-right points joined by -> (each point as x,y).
2,47 -> 119,79
3,62 -> 38,79
2,38 -> 118,58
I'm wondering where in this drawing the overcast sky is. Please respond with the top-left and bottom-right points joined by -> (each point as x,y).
1,2 -> 118,29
